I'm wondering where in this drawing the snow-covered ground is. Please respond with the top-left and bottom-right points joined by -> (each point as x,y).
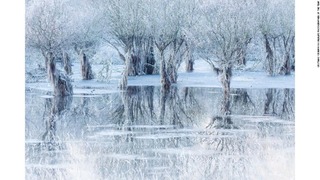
129,59 -> 294,89
26,58 -> 294,95
129,70 -> 294,89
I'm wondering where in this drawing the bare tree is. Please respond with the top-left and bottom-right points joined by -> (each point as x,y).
66,0 -> 106,80
100,0 -> 150,88
257,0 -> 295,75
197,0 -> 256,115
150,0 -> 198,89
26,0 -> 70,71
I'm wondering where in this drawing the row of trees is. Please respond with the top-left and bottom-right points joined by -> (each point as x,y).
26,0 -> 294,94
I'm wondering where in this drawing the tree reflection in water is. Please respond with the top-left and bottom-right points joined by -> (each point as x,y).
25,86 -> 294,179
26,95 -> 73,179
42,95 -> 72,150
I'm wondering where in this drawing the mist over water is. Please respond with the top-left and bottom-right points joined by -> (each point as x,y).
25,86 -> 294,180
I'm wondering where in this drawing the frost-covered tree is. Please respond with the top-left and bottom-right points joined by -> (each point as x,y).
26,0 -> 74,95
257,0 -> 295,75
66,0 -> 105,80
181,0 -> 201,72
196,0 -> 256,116
26,0 -> 70,70
149,0 -> 198,89
99,0 -> 150,88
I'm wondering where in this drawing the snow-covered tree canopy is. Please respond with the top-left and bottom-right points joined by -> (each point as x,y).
25,0 -> 70,55
196,0 -> 257,69
26,0 -> 295,86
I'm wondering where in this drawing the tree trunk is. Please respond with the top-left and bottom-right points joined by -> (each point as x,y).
55,74 -> 73,96
47,52 -> 73,96
63,52 -> 72,75
186,60 -> 194,72
127,37 -> 144,76
280,52 -> 291,75
129,53 -> 141,76
160,51 -> 171,89
79,50 -> 94,80
144,46 -> 156,74
119,51 -> 131,89
168,54 -> 178,83
280,35 -> 294,75
47,52 -> 56,85
185,42 -> 194,72
237,48 -> 246,66
264,34 -> 275,76
291,36 -> 295,71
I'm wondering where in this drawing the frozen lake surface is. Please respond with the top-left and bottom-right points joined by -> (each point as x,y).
25,85 -> 294,179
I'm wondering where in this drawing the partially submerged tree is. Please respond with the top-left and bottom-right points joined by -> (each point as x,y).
150,0 -> 198,89
26,0 -> 70,70
66,0 -> 105,80
101,0 -> 150,89
197,0 -> 256,116
47,52 -> 73,96
257,0 -> 295,75
79,50 -> 94,80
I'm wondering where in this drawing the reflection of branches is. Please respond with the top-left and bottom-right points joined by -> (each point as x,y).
231,89 -> 255,114
281,89 -> 295,120
203,123 -> 245,156
41,95 -> 72,151
233,89 -> 254,107
110,86 -> 158,142
80,96 -> 89,116
183,87 -> 201,115
67,94 -> 108,127
160,87 -> 201,128
112,86 -> 202,129
160,87 -> 179,126
28,95 -> 72,179
264,89 -> 276,115
206,116 -> 236,129
169,87 -> 184,128
171,87 -> 195,127
42,98 -> 53,123
111,102 -> 125,125
159,86 -> 170,125
122,86 -> 142,126
264,88 -> 294,117
144,86 -> 156,120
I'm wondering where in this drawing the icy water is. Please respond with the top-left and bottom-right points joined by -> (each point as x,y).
25,86 -> 294,180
